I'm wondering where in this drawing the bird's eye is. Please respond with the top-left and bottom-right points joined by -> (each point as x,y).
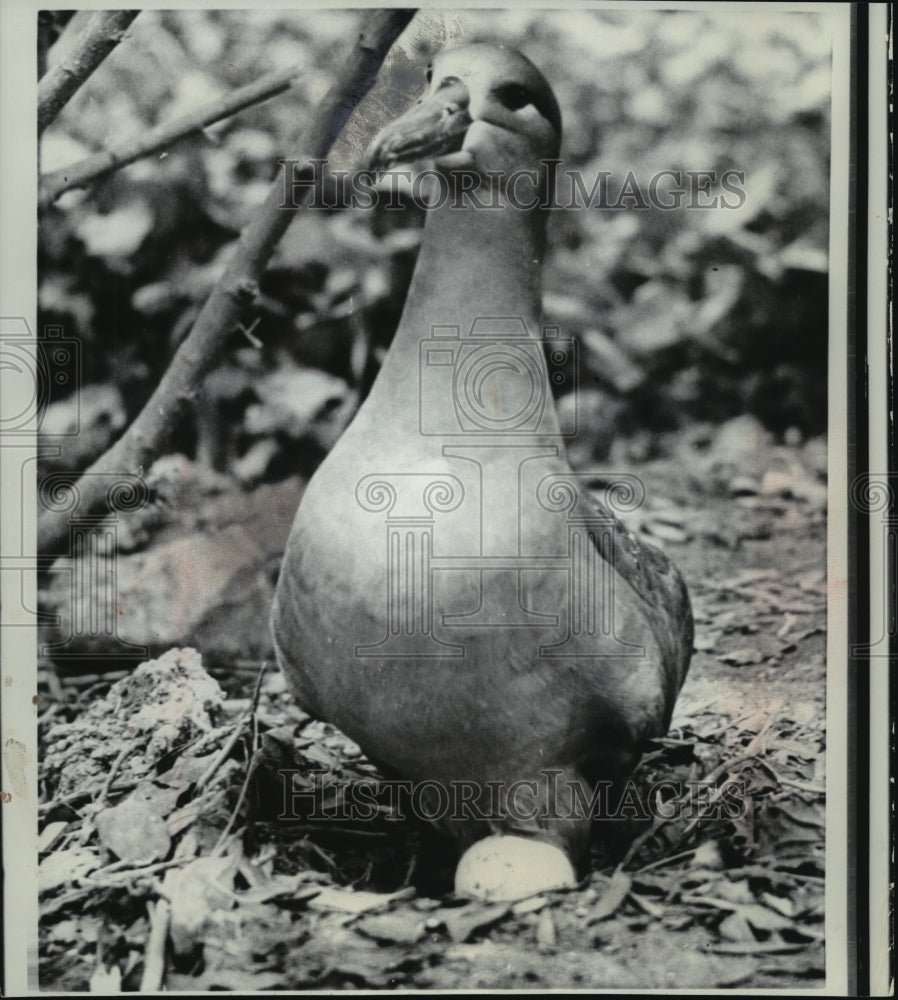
435,74 -> 461,92
496,84 -> 533,112
425,65 -> 433,84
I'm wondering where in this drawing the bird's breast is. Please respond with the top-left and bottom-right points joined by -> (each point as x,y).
272,429 -> 667,779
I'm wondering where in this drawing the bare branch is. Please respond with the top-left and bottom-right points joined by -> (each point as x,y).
38,11 -> 140,136
39,63 -> 307,211
37,9 -> 416,557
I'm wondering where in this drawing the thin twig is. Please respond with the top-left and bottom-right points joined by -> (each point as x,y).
618,752 -> 755,870
196,713 -> 251,793
263,824 -> 390,839
629,890 -> 664,918
37,9 -> 417,558
634,847 -> 697,874
139,898 -> 170,992
38,11 -> 140,136
778,776 -> 825,796
749,754 -> 826,797
210,665 -> 266,856
86,856 -> 192,885
96,746 -> 132,806
40,62 -> 307,210
55,670 -> 129,690
197,660 -> 265,796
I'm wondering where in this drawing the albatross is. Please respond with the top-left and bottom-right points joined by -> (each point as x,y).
272,43 -> 693,900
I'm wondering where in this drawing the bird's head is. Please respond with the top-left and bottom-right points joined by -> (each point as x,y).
365,43 -> 561,190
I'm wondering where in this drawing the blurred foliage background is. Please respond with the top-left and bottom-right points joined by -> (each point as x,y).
38,7 -> 831,481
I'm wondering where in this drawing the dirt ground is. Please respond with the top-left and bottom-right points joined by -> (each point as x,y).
37,436 -> 828,991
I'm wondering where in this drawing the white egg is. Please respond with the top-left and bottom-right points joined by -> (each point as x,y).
455,835 -> 577,902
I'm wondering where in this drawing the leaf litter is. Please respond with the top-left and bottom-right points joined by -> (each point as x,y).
37,453 -> 826,990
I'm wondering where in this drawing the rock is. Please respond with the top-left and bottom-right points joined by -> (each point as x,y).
42,648 -> 223,797
39,477 -> 302,664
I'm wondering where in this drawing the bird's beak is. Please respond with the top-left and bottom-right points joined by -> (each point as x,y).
365,79 -> 473,171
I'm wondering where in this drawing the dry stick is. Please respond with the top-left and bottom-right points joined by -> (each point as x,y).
140,897 -> 170,993
635,846 -> 697,875
37,9 -> 417,558
209,665 -> 266,856
40,62 -> 307,211
38,11 -> 140,136
617,753 -> 754,871
196,664 -> 264,794
196,713 -> 251,793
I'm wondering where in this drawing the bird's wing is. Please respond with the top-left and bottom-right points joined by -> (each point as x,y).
582,487 -> 694,731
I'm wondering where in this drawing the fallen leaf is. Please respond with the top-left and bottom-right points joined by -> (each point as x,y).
77,200 -> 154,258
442,903 -> 511,942
89,962 -> 122,994
712,939 -> 806,955
47,919 -> 80,944
691,841 -> 725,870
239,877 -> 322,906
536,909 -> 557,948
645,519 -> 690,543
38,847 -> 100,894
308,886 -> 413,914
356,912 -> 426,946
164,855 -> 241,955
717,648 -> 765,666
168,970 -> 286,992
156,753 -> 218,791
718,911 -> 756,942
715,879 -> 754,905
95,796 -> 172,864
737,903 -> 795,933
776,613 -> 797,639
38,821 -> 69,854
588,871 -> 632,922
512,895 -> 549,917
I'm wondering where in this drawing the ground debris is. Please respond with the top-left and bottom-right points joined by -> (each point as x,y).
38,448 -> 827,991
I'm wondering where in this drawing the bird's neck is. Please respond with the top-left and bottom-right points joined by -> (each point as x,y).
365,191 -> 548,417
397,192 -> 545,332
